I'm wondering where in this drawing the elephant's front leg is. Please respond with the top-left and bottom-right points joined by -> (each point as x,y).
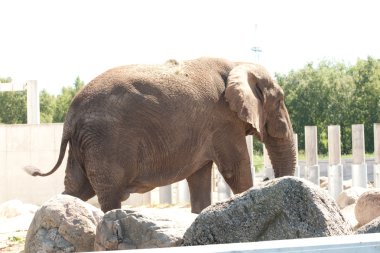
186,161 -> 213,214
213,132 -> 253,194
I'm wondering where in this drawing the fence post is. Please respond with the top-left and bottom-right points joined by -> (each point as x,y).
351,124 -> 367,188
305,126 -> 320,185
142,192 -> 151,206
374,123 -> 380,188
294,133 -> 300,177
26,80 -> 40,124
328,125 -> 343,199
263,145 -> 274,180
159,185 -> 172,205
246,136 -> 255,185
216,164 -> 232,201
177,180 -> 190,204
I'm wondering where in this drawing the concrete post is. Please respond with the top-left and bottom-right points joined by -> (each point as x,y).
246,136 -> 255,184
374,123 -> 380,188
327,125 -> 343,199
150,188 -> 160,205
177,179 -> 190,204
142,192 -> 151,206
305,126 -> 320,185
159,185 -> 172,204
294,133 -> 300,177
351,124 -> 367,188
216,164 -> 232,201
26,80 -> 40,124
263,145 -> 274,179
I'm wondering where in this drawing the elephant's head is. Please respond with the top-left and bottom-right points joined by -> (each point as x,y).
225,64 -> 296,177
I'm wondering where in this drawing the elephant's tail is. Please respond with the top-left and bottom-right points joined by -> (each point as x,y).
24,129 -> 70,177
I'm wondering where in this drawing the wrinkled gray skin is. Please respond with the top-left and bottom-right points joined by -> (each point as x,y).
26,57 -> 296,213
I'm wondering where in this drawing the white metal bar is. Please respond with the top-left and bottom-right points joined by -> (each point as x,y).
124,233 -> 380,253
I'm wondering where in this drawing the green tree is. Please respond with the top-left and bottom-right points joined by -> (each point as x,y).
348,57 -> 380,153
40,89 -> 56,123
277,57 -> 380,154
53,77 -> 85,122
0,77 -> 27,124
276,61 -> 354,154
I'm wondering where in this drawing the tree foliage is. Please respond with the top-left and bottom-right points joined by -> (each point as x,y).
277,57 -> 380,154
53,77 -> 84,122
0,77 -> 27,124
0,76 -> 85,124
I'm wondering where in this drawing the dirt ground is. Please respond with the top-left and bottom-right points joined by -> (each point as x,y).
0,230 -> 26,252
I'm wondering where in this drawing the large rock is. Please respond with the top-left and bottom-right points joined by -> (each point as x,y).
356,216 -> 380,234
25,195 -> 103,253
340,204 -> 358,228
0,199 -> 38,219
355,189 -> 380,227
95,208 -> 197,250
336,187 -> 367,209
183,177 -> 352,245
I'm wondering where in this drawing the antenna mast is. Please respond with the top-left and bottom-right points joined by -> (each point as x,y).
251,24 -> 262,63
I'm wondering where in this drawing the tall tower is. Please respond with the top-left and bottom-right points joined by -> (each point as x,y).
251,24 -> 262,63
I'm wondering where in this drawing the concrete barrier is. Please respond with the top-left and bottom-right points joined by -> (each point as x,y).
0,124 -> 66,205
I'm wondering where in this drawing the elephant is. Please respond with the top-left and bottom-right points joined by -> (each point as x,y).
26,57 -> 296,213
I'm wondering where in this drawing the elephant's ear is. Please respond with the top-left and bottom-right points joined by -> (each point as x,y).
225,64 -> 264,138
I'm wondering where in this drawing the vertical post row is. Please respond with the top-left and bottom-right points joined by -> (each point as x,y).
293,133 -> 300,177
246,136 -> 255,185
159,185 -> 172,205
305,126 -> 319,185
216,164 -> 232,201
177,180 -> 190,204
328,125 -> 343,199
26,80 -> 40,124
351,124 -> 367,188
374,123 -> 380,187
263,145 -> 274,180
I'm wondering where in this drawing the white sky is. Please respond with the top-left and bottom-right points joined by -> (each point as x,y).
1,0 -> 379,94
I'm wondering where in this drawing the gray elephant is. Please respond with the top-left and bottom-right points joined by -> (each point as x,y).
26,57 -> 296,213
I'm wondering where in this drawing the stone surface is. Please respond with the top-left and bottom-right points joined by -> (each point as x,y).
340,204 -> 358,228
95,208 -> 197,250
337,187 -> 367,209
0,199 -> 38,219
183,176 -> 353,245
355,189 -> 380,227
24,195 -> 103,253
320,176 -> 328,189
356,216 -> 380,234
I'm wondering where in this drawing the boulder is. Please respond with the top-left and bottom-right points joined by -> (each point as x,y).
336,187 -> 367,209
355,189 -> 380,227
95,208 -> 197,250
320,176 -> 328,189
0,199 -> 38,219
25,195 -> 103,253
340,204 -> 358,228
0,200 -> 39,234
183,177 -> 352,245
356,216 -> 380,234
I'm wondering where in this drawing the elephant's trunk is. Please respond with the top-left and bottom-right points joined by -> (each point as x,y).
265,136 -> 296,177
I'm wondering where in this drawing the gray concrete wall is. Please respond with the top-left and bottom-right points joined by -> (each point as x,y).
0,124 -> 66,205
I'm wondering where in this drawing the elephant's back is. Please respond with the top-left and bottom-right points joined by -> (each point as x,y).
68,58 -> 233,119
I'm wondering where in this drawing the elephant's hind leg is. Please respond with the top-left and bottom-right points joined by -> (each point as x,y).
187,161 -> 213,214
63,150 -> 96,201
85,157 -> 126,213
